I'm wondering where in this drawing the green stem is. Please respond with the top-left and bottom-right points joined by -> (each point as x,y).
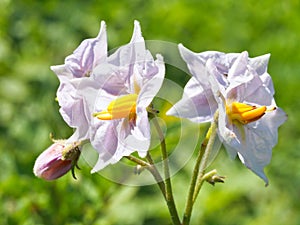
193,111 -> 219,202
152,116 -> 181,225
125,155 -> 166,198
182,130 -> 208,225
182,111 -> 219,225
146,153 -> 167,199
124,155 -> 150,167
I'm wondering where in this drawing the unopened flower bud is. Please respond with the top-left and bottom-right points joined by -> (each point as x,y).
206,174 -> 226,186
33,140 -> 81,180
203,169 -> 226,186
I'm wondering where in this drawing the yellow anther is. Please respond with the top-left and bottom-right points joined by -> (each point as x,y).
226,102 -> 268,124
93,94 -> 138,120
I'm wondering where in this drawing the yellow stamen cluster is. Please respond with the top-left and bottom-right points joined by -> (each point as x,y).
93,94 -> 138,120
226,102 -> 268,124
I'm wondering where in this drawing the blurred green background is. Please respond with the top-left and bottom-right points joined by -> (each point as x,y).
1,0 -> 300,224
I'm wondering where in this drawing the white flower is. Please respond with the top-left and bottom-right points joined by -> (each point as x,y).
168,44 -> 287,184
85,21 -> 165,172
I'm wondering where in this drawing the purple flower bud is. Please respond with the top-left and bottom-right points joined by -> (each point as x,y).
33,141 -> 80,180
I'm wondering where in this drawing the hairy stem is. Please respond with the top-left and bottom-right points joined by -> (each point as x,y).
152,116 -> 181,225
182,130 -> 208,225
193,111 -> 219,202
182,111 -> 219,225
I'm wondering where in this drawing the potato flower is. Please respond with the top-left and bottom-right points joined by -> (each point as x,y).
168,45 -> 287,184
80,21 -> 165,172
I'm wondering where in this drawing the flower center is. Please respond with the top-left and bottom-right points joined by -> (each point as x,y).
226,102 -> 270,124
93,94 -> 138,120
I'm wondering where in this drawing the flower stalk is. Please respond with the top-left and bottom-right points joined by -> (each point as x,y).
182,111 -> 219,225
151,113 -> 181,225
125,154 -> 166,198
193,111 -> 219,202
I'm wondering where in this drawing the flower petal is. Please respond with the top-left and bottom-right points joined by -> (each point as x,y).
65,21 -> 107,78
260,72 -> 275,96
222,107 -> 287,185
166,77 -> 216,123
118,110 -> 150,158
227,73 -> 273,106
51,64 -> 73,81
198,51 -> 240,75
54,75 -> 91,140
91,121 -> 119,173
227,51 -> 253,85
248,107 -> 287,149
137,54 -> 165,108
178,44 -> 209,86
106,20 -> 145,81
249,53 -> 270,76
92,62 -> 129,96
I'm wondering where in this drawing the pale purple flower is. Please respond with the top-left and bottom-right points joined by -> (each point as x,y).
50,21 -> 107,141
33,140 -> 81,180
84,21 -> 165,172
167,44 -> 287,184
